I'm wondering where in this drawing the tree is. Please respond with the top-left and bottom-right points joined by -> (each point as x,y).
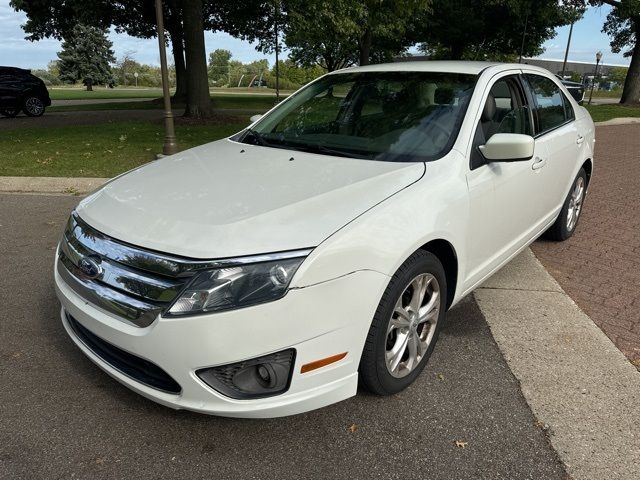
57,24 -> 115,91
350,0 -> 432,66
593,0 -> 640,104
283,1 -> 358,71
607,66 -> 629,85
208,49 -> 232,84
182,0 -> 212,118
415,0 -> 581,61
277,0 -> 429,69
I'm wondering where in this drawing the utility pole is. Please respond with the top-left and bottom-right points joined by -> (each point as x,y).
519,10 -> 529,63
561,20 -> 575,79
154,0 -> 178,155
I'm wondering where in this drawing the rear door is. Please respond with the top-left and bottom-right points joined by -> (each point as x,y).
0,69 -> 22,109
522,73 -> 581,213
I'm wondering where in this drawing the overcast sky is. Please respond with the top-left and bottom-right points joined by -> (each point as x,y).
0,1 -> 631,70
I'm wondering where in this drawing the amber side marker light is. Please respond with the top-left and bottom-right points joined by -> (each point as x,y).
300,352 -> 348,374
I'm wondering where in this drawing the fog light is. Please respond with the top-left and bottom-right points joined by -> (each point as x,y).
257,364 -> 273,386
196,349 -> 295,399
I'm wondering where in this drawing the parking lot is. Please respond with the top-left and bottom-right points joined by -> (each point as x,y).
0,194 -> 565,479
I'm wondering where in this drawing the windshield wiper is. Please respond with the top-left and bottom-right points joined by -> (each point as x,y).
313,144 -> 374,160
242,128 -> 270,147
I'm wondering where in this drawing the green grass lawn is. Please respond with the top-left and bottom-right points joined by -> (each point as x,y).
49,87 -> 164,100
48,87 -> 293,101
584,104 -> 640,122
590,89 -> 622,99
48,101 -> 161,112
48,94 -> 285,113
0,119 -> 248,178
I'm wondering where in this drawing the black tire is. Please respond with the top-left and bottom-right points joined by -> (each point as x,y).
544,168 -> 588,241
359,250 -> 447,395
0,107 -> 19,118
22,96 -> 46,117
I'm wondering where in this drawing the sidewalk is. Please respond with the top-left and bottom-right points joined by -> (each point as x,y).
476,249 -> 640,480
0,176 -> 108,195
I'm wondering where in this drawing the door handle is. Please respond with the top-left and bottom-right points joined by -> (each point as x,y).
576,135 -> 585,145
532,157 -> 547,170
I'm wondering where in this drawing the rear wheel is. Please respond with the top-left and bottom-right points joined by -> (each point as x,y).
545,168 -> 587,241
23,96 -> 45,117
0,107 -> 19,118
359,250 -> 446,395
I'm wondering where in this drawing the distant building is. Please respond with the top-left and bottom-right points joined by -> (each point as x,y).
397,55 -> 627,80
521,58 -> 628,78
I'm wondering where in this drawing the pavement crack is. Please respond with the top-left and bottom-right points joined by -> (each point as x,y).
477,286 -> 564,294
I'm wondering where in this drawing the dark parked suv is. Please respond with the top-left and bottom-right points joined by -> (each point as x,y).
0,66 -> 51,117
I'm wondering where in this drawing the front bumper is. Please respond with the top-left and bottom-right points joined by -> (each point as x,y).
55,261 -> 388,418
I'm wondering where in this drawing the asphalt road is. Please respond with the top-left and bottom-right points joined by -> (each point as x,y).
0,193 -> 566,480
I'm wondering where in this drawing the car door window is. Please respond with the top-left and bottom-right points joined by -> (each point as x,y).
471,75 -> 531,169
525,74 -> 573,135
480,78 -> 531,140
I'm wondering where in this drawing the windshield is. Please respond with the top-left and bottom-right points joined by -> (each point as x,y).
240,71 -> 477,162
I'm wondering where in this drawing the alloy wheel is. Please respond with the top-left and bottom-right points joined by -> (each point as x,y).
566,176 -> 585,232
24,97 -> 44,116
385,273 -> 441,378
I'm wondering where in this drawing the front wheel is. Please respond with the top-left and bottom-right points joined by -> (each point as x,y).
545,168 -> 587,241
23,96 -> 45,117
359,250 -> 446,395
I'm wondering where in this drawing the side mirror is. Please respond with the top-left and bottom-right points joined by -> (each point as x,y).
479,133 -> 534,161
249,114 -> 263,123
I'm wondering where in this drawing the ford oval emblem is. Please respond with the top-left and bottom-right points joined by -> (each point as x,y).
78,256 -> 102,279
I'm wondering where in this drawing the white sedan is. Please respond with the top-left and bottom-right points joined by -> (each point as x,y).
54,61 -> 595,417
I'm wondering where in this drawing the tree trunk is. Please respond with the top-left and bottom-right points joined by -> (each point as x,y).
85,78 -> 93,91
620,20 -> 640,105
182,0 -> 212,118
168,26 -> 187,101
359,28 -> 372,66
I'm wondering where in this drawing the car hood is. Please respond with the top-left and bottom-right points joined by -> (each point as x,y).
77,139 -> 425,259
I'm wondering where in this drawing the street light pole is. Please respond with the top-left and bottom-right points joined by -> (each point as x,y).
154,0 -> 178,156
588,51 -> 603,106
274,0 -> 280,102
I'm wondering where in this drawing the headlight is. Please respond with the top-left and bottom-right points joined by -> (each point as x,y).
166,255 -> 307,316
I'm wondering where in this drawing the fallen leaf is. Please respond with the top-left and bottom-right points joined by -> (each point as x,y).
437,373 -> 445,381
455,440 -> 468,449
348,424 -> 357,433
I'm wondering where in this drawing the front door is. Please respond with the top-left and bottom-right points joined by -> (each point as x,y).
464,73 -> 552,289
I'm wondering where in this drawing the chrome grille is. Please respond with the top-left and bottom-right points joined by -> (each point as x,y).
57,213 -> 313,327
57,214 -> 197,327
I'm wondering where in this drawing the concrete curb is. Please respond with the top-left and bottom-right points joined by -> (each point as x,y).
474,249 -> 640,480
0,176 -> 109,195
595,117 -> 640,126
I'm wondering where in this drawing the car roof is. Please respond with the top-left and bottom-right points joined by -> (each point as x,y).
330,60 -> 553,77
0,66 -> 31,74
